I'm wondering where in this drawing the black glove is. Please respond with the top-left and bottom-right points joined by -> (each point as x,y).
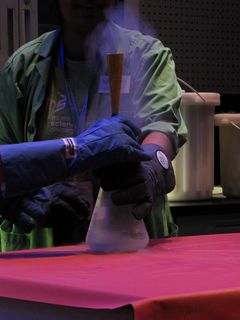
44,182 -> 90,245
0,188 -> 51,233
0,183 -> 90,238
94,144 -> 175,220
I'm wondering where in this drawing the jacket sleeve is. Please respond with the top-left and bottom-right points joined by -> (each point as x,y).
0,61 -> 25,144
128,36 -> 187,156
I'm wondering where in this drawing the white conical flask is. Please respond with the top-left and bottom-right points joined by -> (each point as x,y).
85,188 -> 149,253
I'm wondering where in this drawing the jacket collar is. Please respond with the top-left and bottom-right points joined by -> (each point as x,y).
35,28 -> 61,58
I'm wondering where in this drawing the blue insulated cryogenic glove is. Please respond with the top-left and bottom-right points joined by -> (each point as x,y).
0,116 -> 150,198
94,144 -> 175,219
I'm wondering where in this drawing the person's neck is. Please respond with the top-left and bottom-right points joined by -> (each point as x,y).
61,20 -> 109,61
62,29 -> 89,61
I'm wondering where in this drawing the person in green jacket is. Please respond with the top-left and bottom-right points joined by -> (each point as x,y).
0,0 -> 187,251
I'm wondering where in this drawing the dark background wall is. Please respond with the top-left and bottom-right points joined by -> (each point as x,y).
138,1 -> 240,96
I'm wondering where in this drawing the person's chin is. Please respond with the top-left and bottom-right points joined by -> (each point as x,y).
73,3 -> 105,17
74,14 -> 106,32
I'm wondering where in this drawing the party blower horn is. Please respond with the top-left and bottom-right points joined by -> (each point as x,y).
85,53 -> 149,253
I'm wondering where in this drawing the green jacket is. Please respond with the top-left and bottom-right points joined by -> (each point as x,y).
0,22 -> 187,251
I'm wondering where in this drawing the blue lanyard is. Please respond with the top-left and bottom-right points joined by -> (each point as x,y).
59,39 -> 89,135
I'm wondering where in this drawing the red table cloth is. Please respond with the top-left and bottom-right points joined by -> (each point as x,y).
0,233 -> 240,319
